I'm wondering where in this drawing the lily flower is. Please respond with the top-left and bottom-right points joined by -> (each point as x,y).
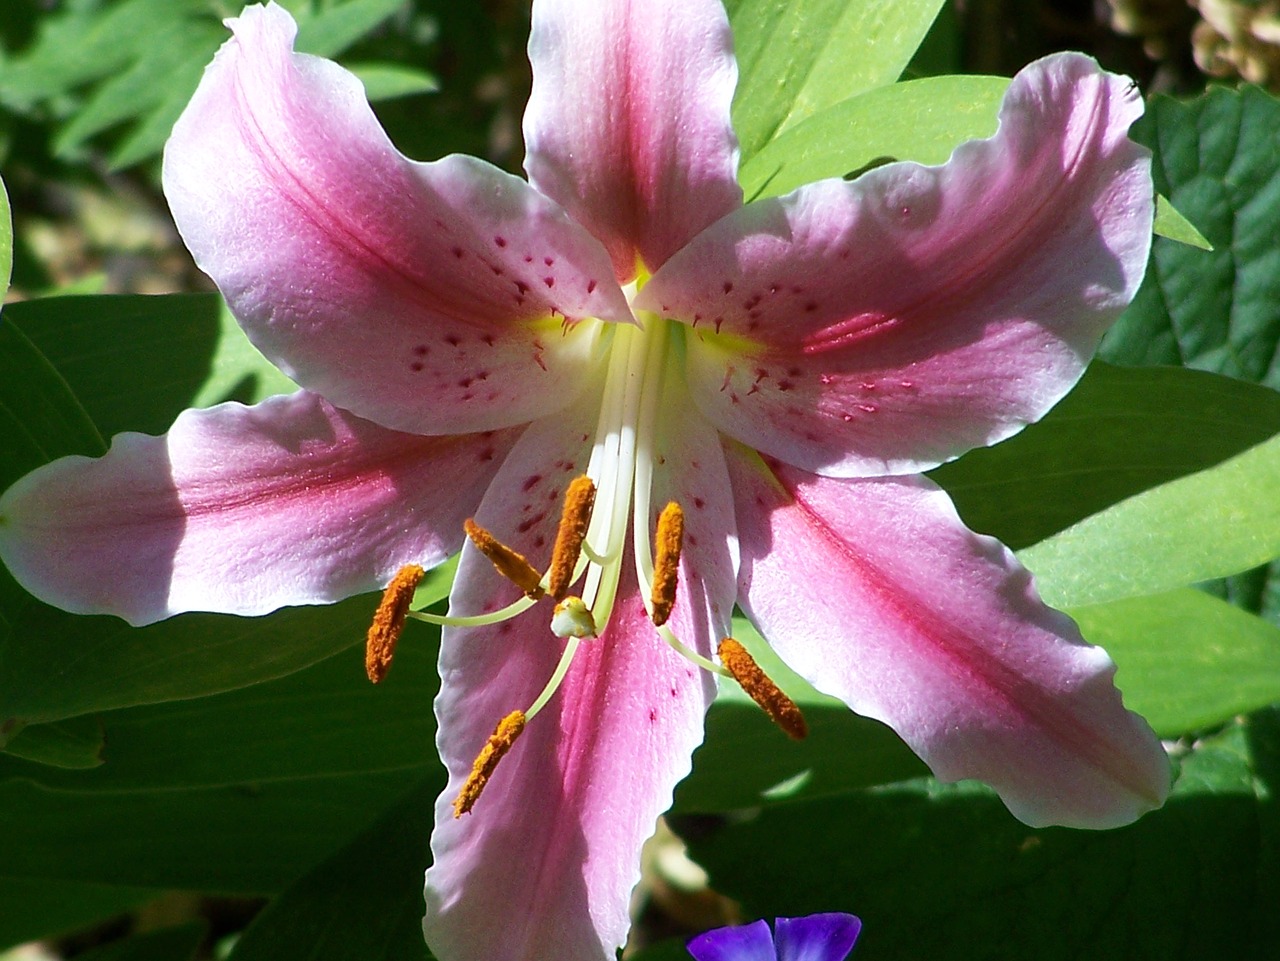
687,913 -> 862,961
0,1 -> 1170,959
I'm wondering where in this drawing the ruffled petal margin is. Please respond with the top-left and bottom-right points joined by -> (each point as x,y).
524,0 -> 741,281
641,54 -> 1151,476
164,2 -> 630,437
0,392 -> 518,626
724,443 -> 1170,829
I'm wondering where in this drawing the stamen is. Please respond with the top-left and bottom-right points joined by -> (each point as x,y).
547,475 -> 597,600
365,564 -> 425,684
649,502 -> 683,626
453,710 -> 526,817
717,638 -> 808,740
551,596 -> 598,638
464,518 -> 544,598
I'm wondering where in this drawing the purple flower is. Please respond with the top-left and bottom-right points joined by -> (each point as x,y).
688,914 -> 862,961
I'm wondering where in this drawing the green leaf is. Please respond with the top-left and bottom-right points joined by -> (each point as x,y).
1072,589 -> 1280,737
932,363 -> 1280,550
0,633 -> 443,892
1103,86 -> 1280,386
0,318 -> 105,469
682,714 -> 1279,961
70,924 -> 205,961
740,74 -> 1007,201
229,778 -> 435,961
1020,432 -> 1280,608
1153,194 -> 1212,250
2,715 -> 104,769
350,62 -> 439,101
726,0 -> 947,161
0,879 -> 157,952
5,293 -> 295,439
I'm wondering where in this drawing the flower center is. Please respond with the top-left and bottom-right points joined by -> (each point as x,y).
364,298 -> 806,815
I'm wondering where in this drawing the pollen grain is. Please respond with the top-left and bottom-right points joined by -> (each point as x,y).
365,563 -> 425,684
717,637 -> 808,740
453,710 -> 527,817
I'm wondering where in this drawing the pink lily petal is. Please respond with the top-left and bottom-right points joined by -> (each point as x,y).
640,54 -> 1152,476
425,395 -> 715,961
0,392 -> 518,626
724,444 -> 1170,829
523,0 -> 742,281
642,369 -> 739,650
163,3 -> 630,437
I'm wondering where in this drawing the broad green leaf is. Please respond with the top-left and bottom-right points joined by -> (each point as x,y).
0,879 -> 157,952
2,715 -> 104,769
1154,194 -> 1212,250
70,924 -> 204,961
229,778 -> 435,961
740,74 -> 1006,200
1071,589 -> 1280,737
0,635 -> 443,891
0,174 -> 11,299
726,0 -> 947,160
932,363 -> 1280,550
1103,86 -> 1280,386
1021,432 -> 1280,609
682,714 -> 1278,961
350,62 -> 439,101
5,293 -> 295,439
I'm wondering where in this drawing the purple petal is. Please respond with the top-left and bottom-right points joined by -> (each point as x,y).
524,0 -> 741,280
774,914 -> 862,961
163,3 -> 629,436
0,392 -> 517,625
423,390 -> 716,961
639,54 -> 1151,476
724,445 -> 1170,828
687,919 -> 777,961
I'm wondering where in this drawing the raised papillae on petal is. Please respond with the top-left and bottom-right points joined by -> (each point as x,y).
0,392 -> 518,626
725,444 -> 1170,829
524,0 -> 742,280
640,54 -> 1153,476
163,2 -> 632,437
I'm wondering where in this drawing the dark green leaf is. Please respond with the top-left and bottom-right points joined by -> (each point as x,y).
2,714 -> 104,769
0,631 -> 444,891
682,715 -> 1277,961
1103,85 -> 1280,386
229,778 -> 436,961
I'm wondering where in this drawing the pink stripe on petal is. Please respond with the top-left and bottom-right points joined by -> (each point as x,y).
524,0 -> 742,280
641,54 -> 1152,476
163,3 -> 629,437
0,393 -> 518,626
725,445 -> 1170,829
425,395 -> 714,961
